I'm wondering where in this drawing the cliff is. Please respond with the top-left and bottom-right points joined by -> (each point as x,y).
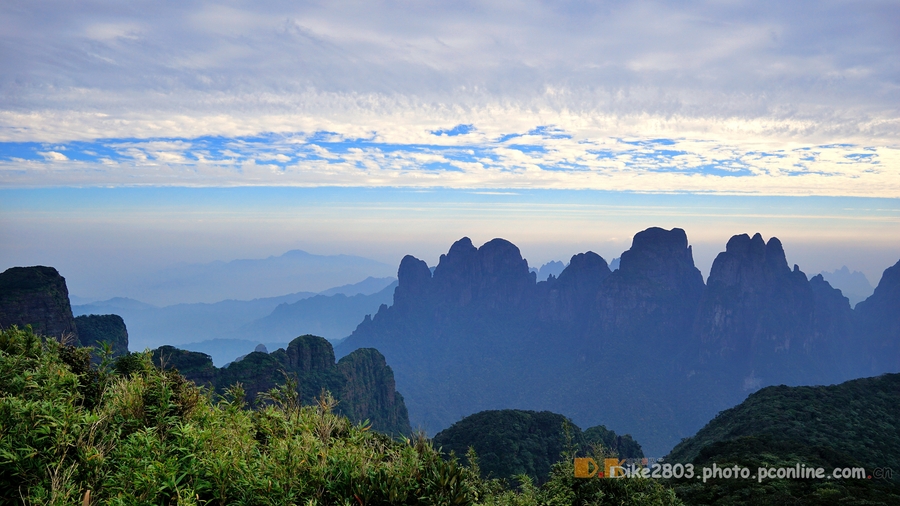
74,314 -> 129,358
855,259 -> 900,374
0,266 -> 78,342
693,233 -> 840,388
153,334 -> 411,435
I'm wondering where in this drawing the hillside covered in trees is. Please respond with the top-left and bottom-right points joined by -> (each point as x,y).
433,409 -> 643,483
665,373 -> 900,505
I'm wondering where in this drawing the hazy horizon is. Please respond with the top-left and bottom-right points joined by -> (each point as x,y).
3,186 -> 896,305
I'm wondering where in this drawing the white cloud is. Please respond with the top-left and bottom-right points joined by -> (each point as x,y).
0,0 -> 897,195
38,151 -> 68,161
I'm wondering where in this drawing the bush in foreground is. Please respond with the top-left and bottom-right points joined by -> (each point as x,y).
0,325 -> 681,505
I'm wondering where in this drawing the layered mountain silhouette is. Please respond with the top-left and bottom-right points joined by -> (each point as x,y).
73,277 -> 397,362
336,228 -> 900,455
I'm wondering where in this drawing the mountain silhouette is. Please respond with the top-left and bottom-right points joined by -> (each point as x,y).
337,228 -> 899,455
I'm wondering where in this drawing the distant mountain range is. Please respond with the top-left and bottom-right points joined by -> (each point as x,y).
6,231 -> 898,459
336,229 -> 900,456
73,276 -> 396,364
77,249 -> 397,306
820,265 -> 875,306
530,261 -> 566,281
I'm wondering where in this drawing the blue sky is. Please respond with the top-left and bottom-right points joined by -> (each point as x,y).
1,0 -> 898,301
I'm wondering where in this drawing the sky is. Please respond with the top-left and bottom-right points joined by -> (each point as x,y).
1,0 -> 899,302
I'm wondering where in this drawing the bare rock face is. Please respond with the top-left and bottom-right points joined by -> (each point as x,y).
594,227 -> 705,354
694,233 -> 842,387
855,259 -> 900,374
0,266 -> 79,342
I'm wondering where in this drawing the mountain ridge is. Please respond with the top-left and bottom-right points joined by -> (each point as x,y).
337,229 -> 899,455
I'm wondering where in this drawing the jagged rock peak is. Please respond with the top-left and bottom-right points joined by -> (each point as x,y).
809,274 -> 851,307
720,233 -> 789,272
724,233 -> 766,259
425,237 -> 535,308
433,237 -> 531,281
478,238 -> 530,275
868,258 -> 900,300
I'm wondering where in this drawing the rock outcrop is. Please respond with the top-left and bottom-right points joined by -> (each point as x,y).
75,314 -> 129,358
539,251 -> 610,323
855,259 -> 900,374
694,233 -> 826,387
0,266 -> 78,342
594,227 -> 705,355
154,334 -> 411,435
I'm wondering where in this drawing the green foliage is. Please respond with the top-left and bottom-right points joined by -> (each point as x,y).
73,314 -> 129,359
667,435 -> 900,505
0,325 -> 683,505
433,410 -> 645,485
666,374 -> 900,505
668,375 -> 900,475
582,425 -> 644,460
153,335 -> 412,436
0,266 -> 63,292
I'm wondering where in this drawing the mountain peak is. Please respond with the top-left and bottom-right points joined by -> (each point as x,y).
448,237 -> 476,254
557,251 -> 610,284
617,227 -> 702,291
724,233 -> 766,260
394,255 -> 432,308
765,237 -> 789,272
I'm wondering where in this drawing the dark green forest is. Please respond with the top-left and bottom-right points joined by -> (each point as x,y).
665,375 -> 900,505
433,409 -> 643,483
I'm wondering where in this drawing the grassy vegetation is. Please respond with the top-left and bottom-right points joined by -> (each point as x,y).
0,325 -> 681,505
